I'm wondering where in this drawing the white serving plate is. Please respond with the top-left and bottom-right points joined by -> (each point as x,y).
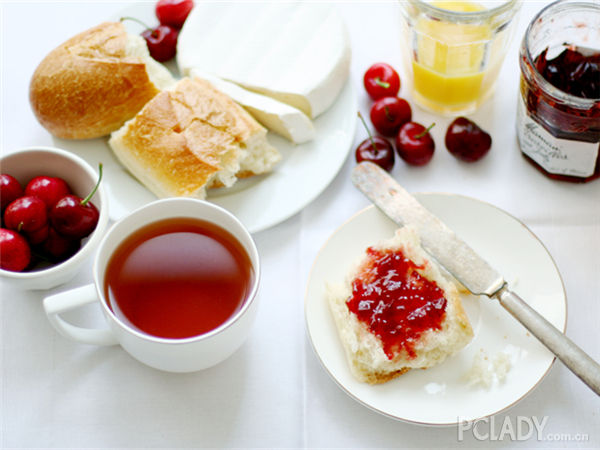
305,193 -> 567,425
50,3 -> 356,234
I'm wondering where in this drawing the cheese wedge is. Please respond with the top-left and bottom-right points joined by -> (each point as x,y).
190,69 -> 315,144
177,2 -> 351,119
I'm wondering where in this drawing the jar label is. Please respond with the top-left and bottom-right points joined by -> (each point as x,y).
517,98 -> 599,177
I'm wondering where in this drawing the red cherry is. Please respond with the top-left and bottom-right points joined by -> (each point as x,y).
156,0 -> 194,29
121,17 -> 179,62
0,228 -> 31,272
25,176 -> 71,210
0,174 -> 24,212
355,112 -> 394,172
395,122 -> 436,166
141,25 -> 179,62
356,136 -> 395,173
363,63 -> 401,100
50,164 -> 102,239
4,196 -> 48,233
26,224 -> 50,245
51,196 -> 99,239
41,227 -> 81,262
445,117 -> 492,162
370,97 -> 412,136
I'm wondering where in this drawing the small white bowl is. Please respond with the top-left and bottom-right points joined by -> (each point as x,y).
1,147 -> 109,290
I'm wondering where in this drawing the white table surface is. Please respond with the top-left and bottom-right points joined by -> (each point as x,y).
1,1 -> 599,448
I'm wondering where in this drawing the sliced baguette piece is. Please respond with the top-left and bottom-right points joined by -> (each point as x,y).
29,22 -> 175,139
108,77 -> 279,199
190,69 -> 315,144
327,226 -> 474,384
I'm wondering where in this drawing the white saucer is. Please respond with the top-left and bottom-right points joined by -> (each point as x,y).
305,193 -> 567,425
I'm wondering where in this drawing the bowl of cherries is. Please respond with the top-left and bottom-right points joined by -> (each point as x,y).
0,147 -> 109,290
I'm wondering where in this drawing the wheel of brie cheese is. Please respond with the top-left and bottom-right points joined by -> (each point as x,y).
176,2 -> 351,119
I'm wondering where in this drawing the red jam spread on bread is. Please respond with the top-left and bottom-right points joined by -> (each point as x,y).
346,247 -> 447,360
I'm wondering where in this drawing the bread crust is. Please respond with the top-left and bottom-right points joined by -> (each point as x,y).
29,22 -> 161,139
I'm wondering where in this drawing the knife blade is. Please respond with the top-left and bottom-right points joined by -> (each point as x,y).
352,161 -> 600,395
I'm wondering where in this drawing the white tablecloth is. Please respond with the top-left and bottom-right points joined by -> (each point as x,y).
1,1 -> 599,448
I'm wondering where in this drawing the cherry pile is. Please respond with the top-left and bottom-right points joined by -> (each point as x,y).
123,0 -> 194,62
356,62 -> 493,170
358,63 -> 434,169
0,166 -> 102,272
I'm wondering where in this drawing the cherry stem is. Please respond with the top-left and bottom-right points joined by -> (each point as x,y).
120,16 -> 156,36
357,112 -> 379,155
81,163 -> 103,207
374,77 -> 390,89
415,122 -> 435,139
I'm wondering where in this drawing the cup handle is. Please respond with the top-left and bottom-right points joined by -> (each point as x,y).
43,284 -> 118,346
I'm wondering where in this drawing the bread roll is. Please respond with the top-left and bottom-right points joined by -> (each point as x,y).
29,22 -> 174,139
327,226 -> 474,384
108,77 -> 280,199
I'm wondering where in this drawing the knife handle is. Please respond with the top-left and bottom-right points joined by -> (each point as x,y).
495,286 -> 600,396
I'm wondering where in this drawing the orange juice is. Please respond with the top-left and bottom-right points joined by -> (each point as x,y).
402,0 -> 520,115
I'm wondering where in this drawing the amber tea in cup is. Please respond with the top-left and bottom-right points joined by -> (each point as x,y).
104,217 -> 254,339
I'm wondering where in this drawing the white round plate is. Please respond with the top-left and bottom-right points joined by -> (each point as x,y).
305,193 -> 567,425
51,4 -> 357,234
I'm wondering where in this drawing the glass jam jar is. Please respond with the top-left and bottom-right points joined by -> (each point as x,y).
517,0 -> 600,182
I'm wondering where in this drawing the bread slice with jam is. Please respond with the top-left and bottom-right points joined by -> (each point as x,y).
327,226 -> 474,384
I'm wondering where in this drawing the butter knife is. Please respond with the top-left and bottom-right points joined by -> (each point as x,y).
352,161 -> 600,395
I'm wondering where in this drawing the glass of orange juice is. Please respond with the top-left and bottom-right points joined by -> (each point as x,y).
399,0 -> 521,115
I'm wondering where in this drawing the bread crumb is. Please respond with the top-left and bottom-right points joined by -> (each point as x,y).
424,382 -> 446,395
466,350 -> 513,389
493,352 -> 511,383
467,353 -> 494,388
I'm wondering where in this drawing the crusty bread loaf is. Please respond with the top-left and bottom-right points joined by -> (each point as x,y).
108,77 -> 280,199
327,226 -> 473,384
29,22 -> 174,139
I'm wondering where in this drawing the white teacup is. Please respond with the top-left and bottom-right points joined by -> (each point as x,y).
43,198 -> 260,373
